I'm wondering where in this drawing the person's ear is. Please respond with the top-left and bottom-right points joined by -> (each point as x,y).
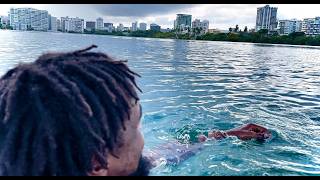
88,165 -> 108,176
88,156 -> 109,176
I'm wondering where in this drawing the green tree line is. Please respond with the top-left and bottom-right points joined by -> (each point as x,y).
197,29 -> 320,46
84,28 -> 320,46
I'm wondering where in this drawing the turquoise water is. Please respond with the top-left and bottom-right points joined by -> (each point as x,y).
1,30 -> 320,175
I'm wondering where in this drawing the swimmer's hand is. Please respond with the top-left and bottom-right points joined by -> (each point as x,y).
198,123 -> 271,142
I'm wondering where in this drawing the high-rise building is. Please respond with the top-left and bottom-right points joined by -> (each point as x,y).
48,15 -> 57,32
302,17 -> 320,36
57,19 -> 61,31
9,8 -> 50,31
61,16 -> 84,33
104,23 -> 113,32
192,19 -> 209,35
86,21 -> 96,31
302,18 -> 315,33
255,5 -> 278,32
96,17 -> 103,30
131,21 -> 138,31
150,23 -> 161,32
139,22 -> 147,31
278,19 -> 302,35
117,23 -> 124,32
174,14 -> 192,30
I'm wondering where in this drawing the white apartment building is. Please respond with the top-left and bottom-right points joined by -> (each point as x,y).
139,22 -> 147,31
9,8 -> 50,31
96,17 -> 103,30
278,19 -> 302,35
301,18 -> 315,32
61,16 -> 84,33
192,19 -> 209,35
302,17 -> 320,36
131,21 -> 138,31
103,23 -> 113,33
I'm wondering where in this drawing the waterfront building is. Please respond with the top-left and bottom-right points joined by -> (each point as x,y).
104,23 -> 113,32
150,23 -> 161,32
174,14 -> 192,30
131,21 -> 138,31
9,8 -> 50,31
255,5 -> 278,32
139,22 -> 147,31
96,17 -> 103,30
61,16 -> 84,33
48,15 -> 57,32
301,17 -> 320,36
303,17 -> 320,36
57,19 -> 61,31
278,19 -> 302,35
192,19 -> 209,35
302,18 -> 315,33
85,21 -> 96,31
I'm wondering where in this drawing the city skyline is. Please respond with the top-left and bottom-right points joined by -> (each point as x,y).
1,4 -> 320,30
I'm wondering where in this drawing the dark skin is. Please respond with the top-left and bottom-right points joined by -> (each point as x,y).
198,123 -> 272,142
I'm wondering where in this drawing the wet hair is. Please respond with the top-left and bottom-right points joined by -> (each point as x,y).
0,45 -> 142,176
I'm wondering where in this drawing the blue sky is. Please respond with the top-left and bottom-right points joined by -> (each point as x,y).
1,4 -> 320,30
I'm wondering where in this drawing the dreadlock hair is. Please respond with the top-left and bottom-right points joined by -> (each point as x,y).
0,45 -> 142,176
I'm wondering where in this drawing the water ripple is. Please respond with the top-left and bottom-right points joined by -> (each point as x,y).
1,31 -> 320,176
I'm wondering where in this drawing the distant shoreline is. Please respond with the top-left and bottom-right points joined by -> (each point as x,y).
2,29 -> 320,47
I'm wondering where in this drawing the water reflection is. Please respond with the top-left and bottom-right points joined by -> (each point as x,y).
0,31 -> 320,175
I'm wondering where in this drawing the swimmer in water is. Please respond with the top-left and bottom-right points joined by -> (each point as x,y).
144,123 -> 272,167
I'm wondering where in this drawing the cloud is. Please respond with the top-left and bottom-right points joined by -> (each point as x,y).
2,4 -> 320,30
92,4 -> 198,17
90,4 -> 261,29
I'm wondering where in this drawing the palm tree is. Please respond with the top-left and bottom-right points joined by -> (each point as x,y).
244,26 -> 248,33
235,25 -> 239,32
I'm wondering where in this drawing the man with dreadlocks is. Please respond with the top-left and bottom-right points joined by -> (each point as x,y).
0,45 -> 271,176
0,45 -> 149,176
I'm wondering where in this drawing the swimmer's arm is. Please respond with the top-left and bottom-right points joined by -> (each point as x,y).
198,123 -> 271,142
199,129 -> 264,141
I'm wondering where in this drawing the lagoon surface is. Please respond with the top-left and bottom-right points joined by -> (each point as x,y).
1,30 -> 320,175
